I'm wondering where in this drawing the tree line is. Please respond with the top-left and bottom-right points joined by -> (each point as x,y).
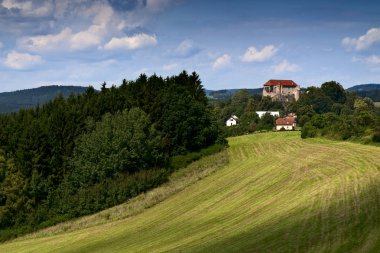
293,81 -> 380,142
211,81 -> 380,143
0,71 -> 224,240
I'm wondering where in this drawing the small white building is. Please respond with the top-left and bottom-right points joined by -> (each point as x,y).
226,115 -> 239,126
275,116 -> 296,131
256,111 -> 280,118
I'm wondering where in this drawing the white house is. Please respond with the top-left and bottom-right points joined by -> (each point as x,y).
226,115 -> 239,126
275,116 -> 296,131
256,111 -> 280,118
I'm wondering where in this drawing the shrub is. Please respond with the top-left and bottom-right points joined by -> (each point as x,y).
301,122 -> 317,138
373,132 -> 380,143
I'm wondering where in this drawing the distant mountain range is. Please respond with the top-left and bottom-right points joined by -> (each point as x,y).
0,85 -> 89,113
0,83 -> 379,114
205,88 -> 263,100
346,84 -> 380,102
346,84 -> 380,91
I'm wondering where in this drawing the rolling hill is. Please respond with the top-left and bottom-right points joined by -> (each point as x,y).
205,88 -> 262,100
1,132 -> 380,252
347,84 -> 380,102
0,85 -> 89,113
347,84 -> 380,91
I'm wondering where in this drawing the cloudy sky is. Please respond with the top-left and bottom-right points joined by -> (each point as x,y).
0,0 -> 380,92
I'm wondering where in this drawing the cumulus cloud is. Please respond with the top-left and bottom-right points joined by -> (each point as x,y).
19,2 -> 116,52
241,45 -> 278,62
162,63 -> 178,71
2,0 -> 178,57
366,55 -> 380,64
104,34 -> 157,50
20,28 -> 71,51
354,55 -> 380,65
19,27 -> 103,51
1,0 -> 53,17
170,40 -> 200,58
213,54 -> 231,69
342,28 -> 380,51
352,55 -> 380,65
272,60 -> 300,74
3,51 -> 42,69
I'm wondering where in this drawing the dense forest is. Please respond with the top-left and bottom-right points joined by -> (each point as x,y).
0,71 -> 225,240
294,82 -> 380,142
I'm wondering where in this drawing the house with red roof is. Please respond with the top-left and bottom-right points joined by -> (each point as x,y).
262,79 -> 301,101
275,116 -> 297,131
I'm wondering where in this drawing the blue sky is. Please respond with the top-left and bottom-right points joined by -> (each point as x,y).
0,0 -> 380,92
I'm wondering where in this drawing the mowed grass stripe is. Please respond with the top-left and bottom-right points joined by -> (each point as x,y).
1,132 -> 380,252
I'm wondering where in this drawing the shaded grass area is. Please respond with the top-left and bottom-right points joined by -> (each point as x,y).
1,132 -> 380,252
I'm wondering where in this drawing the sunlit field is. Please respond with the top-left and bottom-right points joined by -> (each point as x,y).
2,132 -> 380,253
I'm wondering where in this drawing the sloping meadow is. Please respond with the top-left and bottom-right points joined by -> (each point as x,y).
2,132 -> 380,252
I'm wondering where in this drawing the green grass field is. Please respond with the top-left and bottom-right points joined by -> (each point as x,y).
2,132 -> 380,253
375,102 -> 380,107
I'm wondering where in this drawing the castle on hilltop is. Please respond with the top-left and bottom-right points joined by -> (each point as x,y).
262,80 -> 300,101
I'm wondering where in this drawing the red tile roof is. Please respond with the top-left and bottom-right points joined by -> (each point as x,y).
263,80 -> 298,87
276,116 -> 296,126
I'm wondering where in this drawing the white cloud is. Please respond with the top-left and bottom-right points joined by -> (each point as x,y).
352,55 -> 380,65
9,0 -> 173,54
70,25 -> 104,50
272,60 -> 300,74
81,2 -> 114,27
3,51 -> 42,69
19,28 -> 72,52
213,54 -> 231,69
171,40 -> 200,58
19,18 -> 112,52
241,45 -> 278,62
1,0 -> 53,17
366,55 -> 380,64
104,33 -> 157,50
18,2 -> 118,52
342,28 -> 380,51
162,63 -> 178,71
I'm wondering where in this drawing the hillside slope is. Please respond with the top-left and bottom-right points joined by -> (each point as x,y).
2,132 -> 380,252
347,84 -> 380,91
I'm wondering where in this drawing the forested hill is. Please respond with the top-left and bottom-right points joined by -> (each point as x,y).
347,83 -> 380,91
0,85 -> 89,113
0,71 -> 223,241
347,84 -> 380,101
205,88 -> 262,100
